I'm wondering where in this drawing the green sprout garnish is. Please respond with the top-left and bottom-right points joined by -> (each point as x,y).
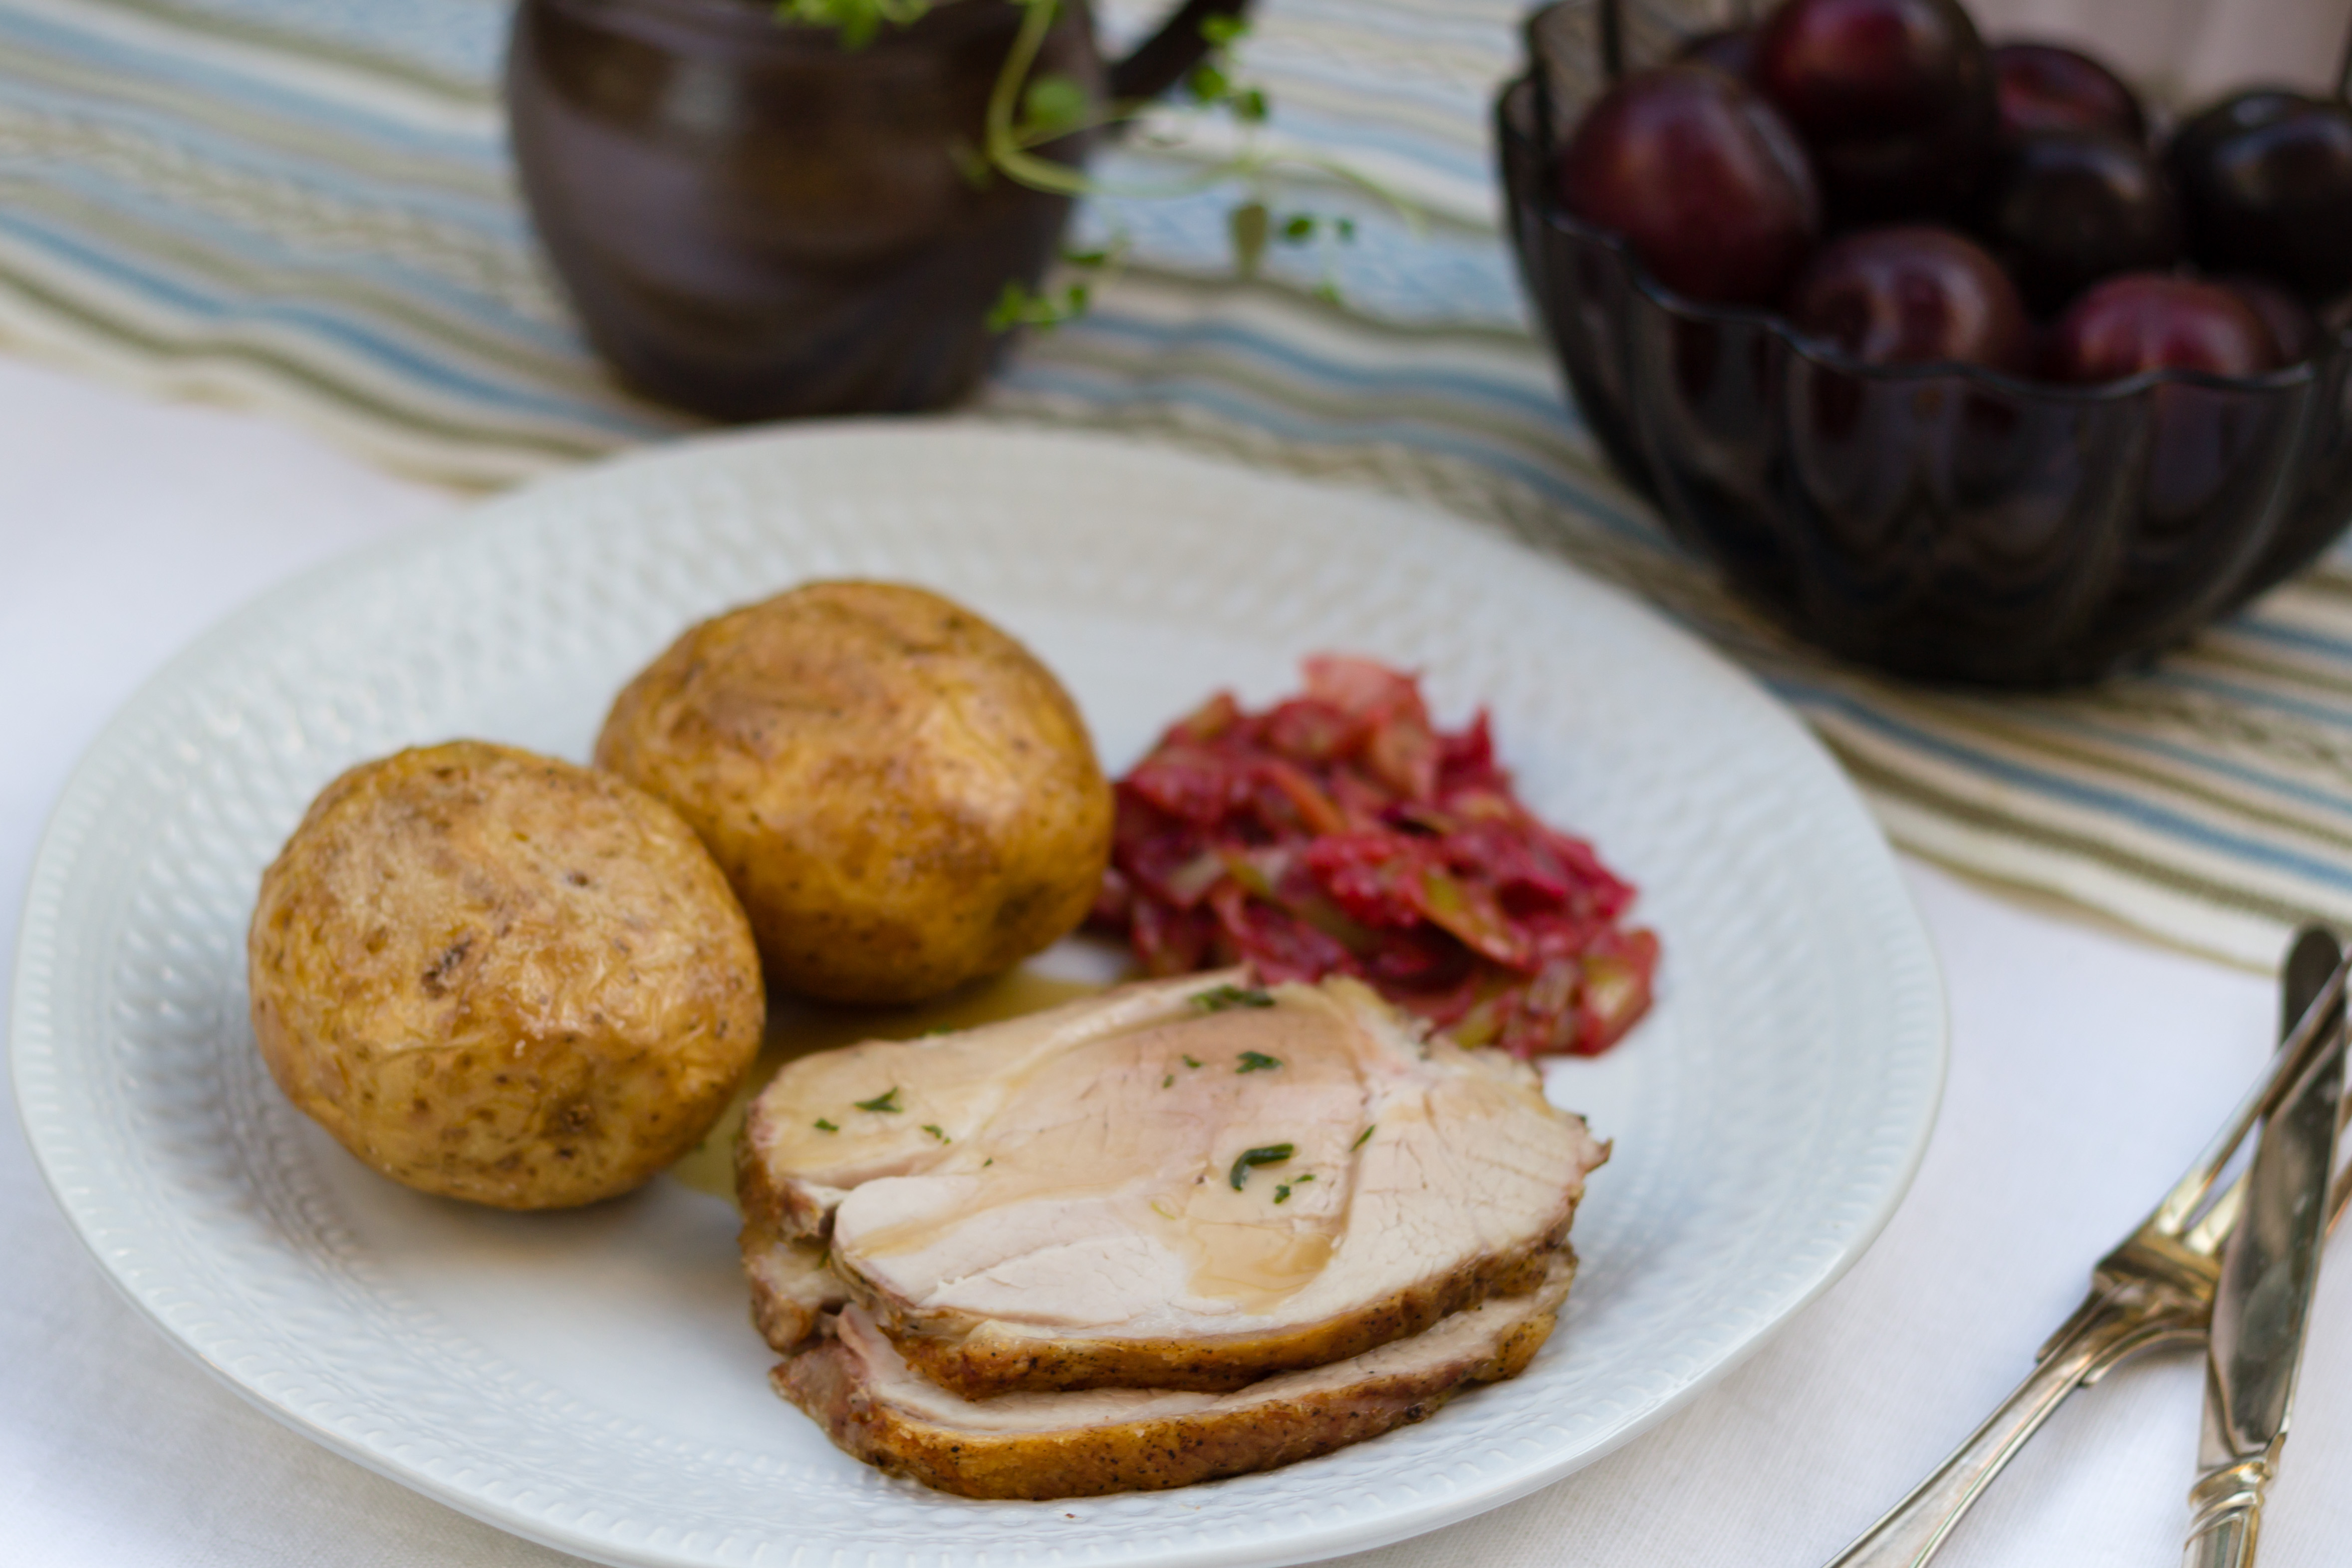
1351,1124 -> 1375,1151
1236,1050 -> 1283,1073
1229,1143 -> 1295,1191
1182,1054 -> 1202,1069
923,1124 -> 951,1143
1194,984 -> 1275,1013
855,1088 -> 902,1113
1273,1184 -> 1292,1204
774,0 -> 928,49
813,1118 -> 839,1133
777,2 -> 1416,328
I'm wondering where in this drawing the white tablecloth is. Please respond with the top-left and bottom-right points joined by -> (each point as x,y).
4,356 -> 2350,1568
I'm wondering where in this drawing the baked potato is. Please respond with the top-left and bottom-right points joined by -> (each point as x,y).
594,581 -> 1111,1005
248,741 -> 765,1209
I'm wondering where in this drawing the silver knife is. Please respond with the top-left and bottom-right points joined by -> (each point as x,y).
2183,927 -> 2348,1568
1823,928 -> 2346,1568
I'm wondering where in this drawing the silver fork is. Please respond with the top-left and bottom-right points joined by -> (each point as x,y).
1823,928 -> 2350,1568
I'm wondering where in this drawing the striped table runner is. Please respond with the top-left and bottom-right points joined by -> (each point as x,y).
5,0 -> 2350,968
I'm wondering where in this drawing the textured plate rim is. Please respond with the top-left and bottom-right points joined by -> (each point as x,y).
11,417 -> 1946,1568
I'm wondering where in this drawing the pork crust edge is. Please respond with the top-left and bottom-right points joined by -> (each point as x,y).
772,1266 -> 1568,1500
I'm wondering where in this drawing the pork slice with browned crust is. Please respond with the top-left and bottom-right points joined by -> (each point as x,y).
738,970 -> 1607,1398
776,1251 -> 1574,1500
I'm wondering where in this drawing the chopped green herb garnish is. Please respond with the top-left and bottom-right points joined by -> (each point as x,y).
855,1088 -> 902,1113
1229,1142 -> 1296,1191
1182,1054 -> 1203,1069
983,1157 -> 994,1168
1236,1050 -> 1283,1073
1297,1173 -> 1315,1183
1351,1124 -> 1375,1151
1162,1073 -> 1175,1089
812,1118 -> 839,1133
1192,984 -> 1274,1013
1273,1184 -> 1292,1204
923,1123 -> 950,1143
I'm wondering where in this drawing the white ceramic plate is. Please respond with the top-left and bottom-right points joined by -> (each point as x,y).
11,424 -> 1942,1568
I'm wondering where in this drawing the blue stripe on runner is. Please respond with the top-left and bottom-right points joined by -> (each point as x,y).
1045,312 -> 1578,426
2,159 -> 572,354
0,7 -> 493,156
0,82 -> 521,237
2216,616 -> 2352,665
110,0 -> 506,81
998,356 -> 1673,552
1269,0 -> 1523,52
1789,685 -> 2352,893
1980,708 -> 2352,820
2083,731 -> 2352,821
0,211 -> 653,433
1248,95 -> 1495,175
2150,670 -> 2352,733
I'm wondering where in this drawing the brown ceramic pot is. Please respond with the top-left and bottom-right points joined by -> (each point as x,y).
507,0 -> 1246,421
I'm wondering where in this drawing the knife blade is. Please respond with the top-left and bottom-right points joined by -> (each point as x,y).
2281,928 -> 2341,1048
2183,926 -> 2347,1568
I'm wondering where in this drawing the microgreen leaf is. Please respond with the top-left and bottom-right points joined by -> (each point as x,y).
1273,1184 -> 1292,1204
986,278 -> 1092,332
1351,1124 -> 1375,1151
774,0 -> 931,49
986,280 -> 1035,332
1282,214 -> 1316,243
1236,1050 -> 1283,1073
1200,13 -> 1249,47
1162,1073 -> 1175,1089
1229,1143 -> 1295,1190
1192,984 -> 1273,1013
1021,72 -> 1088,135
854,1088 -> 902,1113
1182,1054 -> 1203,1068
813,1118 -> 839,1133
923,1123 -> 951,1143
1229,200 -> 1270,276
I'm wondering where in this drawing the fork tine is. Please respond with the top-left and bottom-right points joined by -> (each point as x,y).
1823,927 -> 2345,1568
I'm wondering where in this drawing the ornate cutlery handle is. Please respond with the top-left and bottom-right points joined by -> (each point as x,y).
1821,1289 -> 2188,1568
1826,928 -> 2333,1568
2183,1460 -> 2269,1568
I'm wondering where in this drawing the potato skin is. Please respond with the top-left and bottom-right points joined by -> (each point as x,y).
247,742 -> 765,1210
594,581 -> 1112,1005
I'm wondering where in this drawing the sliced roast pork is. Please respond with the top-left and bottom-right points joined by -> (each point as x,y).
776,1251 -> 1574,1500
738,970 -> 1607,1399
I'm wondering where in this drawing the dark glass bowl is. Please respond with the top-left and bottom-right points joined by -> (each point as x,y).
1498,0 -> 2352,686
